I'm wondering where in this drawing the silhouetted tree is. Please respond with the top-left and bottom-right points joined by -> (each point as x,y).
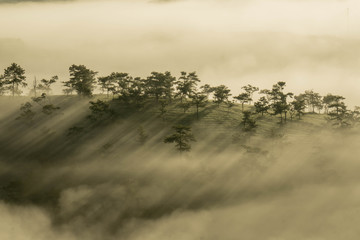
241,110 -> 257,131
125,77 -> 147,108
328,106 -> 350,128
158,98 -> 168,120
87,100 -> 113,122
268,81 -> 293,123
303,90 -> 322,113
31,93 -> 61,115
3,63 -> 27,96
63,65 -> 98,97
98,74 -> 117,98
241,84 -> 259,105
291,95 -> 306,119
254,96 -> 270,116
327,95 -> 346,116
146,71 -> 176,102
31,76 -> 57,97
349,106 -> 360,126
200,84 -> 213,97
327,95 -> 351,128
0,75 -> 6,95
110,72 -> 133,97
31,92 -> 47,105
191,91 -> 207,120
164,125 -> 196,152
62,85 -> 74,95
234,92 -> 251,112
37,76 -> 58,95
212,85 -> 231,107
268,81 -> 286,104
323,94 -> 337,114
113,74 -> 146,107
259,89 -> 271,101
42,104 -> 60,115
16,102 -> 35,122
175,71 -> 200,102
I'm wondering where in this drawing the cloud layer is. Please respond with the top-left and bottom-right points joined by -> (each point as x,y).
1,97 -> 360,240
0,0 -> 359,105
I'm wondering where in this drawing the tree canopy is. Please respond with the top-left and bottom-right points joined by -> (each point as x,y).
2,63 -> 27,96
164,125 -> 196,152
63,64 -> 98,97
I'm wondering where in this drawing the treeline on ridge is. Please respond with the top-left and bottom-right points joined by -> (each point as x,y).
1,63 -> 360,152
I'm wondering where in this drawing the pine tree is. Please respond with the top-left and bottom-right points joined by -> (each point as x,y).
3,63 -> 27,96
164,125 -> 196,152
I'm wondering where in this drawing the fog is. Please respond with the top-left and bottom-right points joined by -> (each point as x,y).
1,0 -> 360,105
0,97 -> 360,239
1,0 -> 360,239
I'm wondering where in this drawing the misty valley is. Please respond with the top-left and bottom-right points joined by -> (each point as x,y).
0,64 -> 360,240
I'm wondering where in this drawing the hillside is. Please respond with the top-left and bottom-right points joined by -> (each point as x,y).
0,95 -> 329,160
0,95 -> 359,240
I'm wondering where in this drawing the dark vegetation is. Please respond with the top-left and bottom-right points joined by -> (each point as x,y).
0,62 -> 359,168
0,63 -> 358,166
1,63 -> 358,132
0,63 -> 360,239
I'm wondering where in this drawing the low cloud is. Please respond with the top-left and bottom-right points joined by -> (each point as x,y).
0,102 -> 360,240
0,0 -> 358,105
1,32 -> 359,105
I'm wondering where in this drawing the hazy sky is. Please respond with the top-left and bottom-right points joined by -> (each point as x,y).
0,0 -> 360,105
